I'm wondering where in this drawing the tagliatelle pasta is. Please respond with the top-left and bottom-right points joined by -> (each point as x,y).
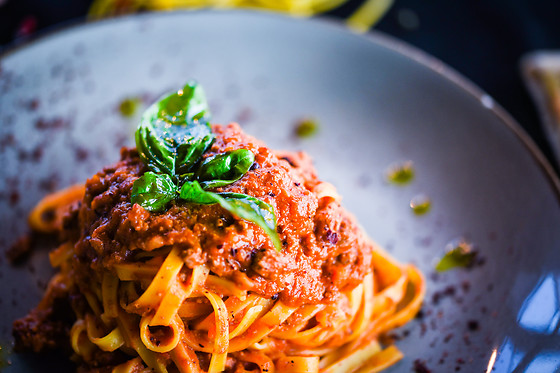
14,105 -> 424,372
87,0 -> 394,32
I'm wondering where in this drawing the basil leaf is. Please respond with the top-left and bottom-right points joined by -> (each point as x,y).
157,81 -> 211,126
179,181 -> 282,251
178,180 -> 221,205
216,193 -> 282,252
196,149 -> 255,189
152,80 -> 210,125
135,81 -> 215,177
131,172 -> 177,212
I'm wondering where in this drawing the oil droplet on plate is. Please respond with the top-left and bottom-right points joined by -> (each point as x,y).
294,117 -> 319,138
118,97 -> 141,117
410,194 -> 431,215
435,238 -> 478,272
386,161 -> 414,185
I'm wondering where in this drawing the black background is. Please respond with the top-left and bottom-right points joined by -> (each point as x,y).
2,0 -> 560,167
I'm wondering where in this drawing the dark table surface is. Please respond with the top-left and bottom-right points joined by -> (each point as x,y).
2,0 -> 560,168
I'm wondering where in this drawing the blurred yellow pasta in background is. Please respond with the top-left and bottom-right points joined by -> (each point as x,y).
88,0 -> 394,32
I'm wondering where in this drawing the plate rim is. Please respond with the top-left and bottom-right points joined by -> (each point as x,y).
2,8 -> 559,200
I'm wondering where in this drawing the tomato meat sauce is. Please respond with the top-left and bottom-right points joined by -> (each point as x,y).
72,123 -> 372,307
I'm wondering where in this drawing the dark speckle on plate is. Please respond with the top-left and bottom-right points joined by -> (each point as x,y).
74,147 -> 89,162
413,359 -> 431,373
235,107 -> 253,124
35,117 -> 69,130
0,134 -> 15,152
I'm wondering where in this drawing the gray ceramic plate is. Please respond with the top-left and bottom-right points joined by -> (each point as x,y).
1,10 -> 560,373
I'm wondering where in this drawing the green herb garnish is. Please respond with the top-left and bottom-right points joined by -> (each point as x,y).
131,81 -> 282,251
135,81 -> 214,178
435,240 -> 477,272
196,149 -> 255,189
131,172 -> 177,212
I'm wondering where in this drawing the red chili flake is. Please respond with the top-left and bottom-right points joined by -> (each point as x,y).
39,177 -> 58,192
432,285 -> 457,305
439,351 -> 449,365
444,285 -> 456,296
9,191 -> 20,206
420,323 -> 427,337
24,98 -> 40,111
444,333 -> 454,343
35,117 -> 69,130
75,147 -> 89,161
0,133 -> 15,152
31,146 -> 43,162
413,359 -> 431,373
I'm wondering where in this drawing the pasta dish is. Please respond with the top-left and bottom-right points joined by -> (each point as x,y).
13,82 -> 424,373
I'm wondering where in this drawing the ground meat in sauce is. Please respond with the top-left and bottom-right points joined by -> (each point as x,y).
12,276 -> 74,353
66,123 -> 373,307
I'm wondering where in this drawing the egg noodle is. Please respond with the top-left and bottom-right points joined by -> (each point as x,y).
87,0 -> 394,32
29,182 -> 424,373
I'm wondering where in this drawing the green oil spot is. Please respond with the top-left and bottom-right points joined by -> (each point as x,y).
386,161 -> 415,184
435,239 -> 477,272
294,118 -> 319,138
119,97 -> 141,117
410,194 -> 431,215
